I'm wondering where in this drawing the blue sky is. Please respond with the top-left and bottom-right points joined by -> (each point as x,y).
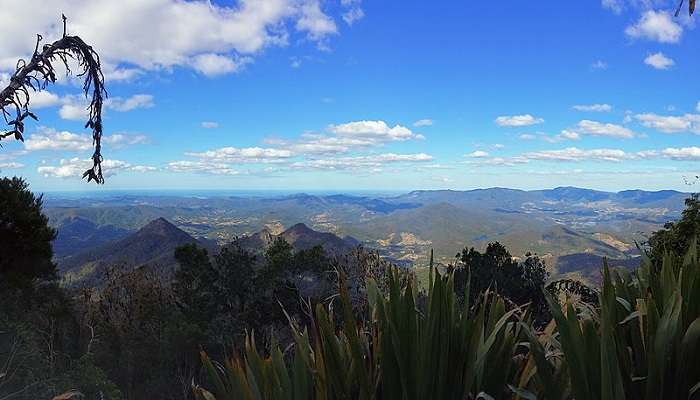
1,0 -> 699,192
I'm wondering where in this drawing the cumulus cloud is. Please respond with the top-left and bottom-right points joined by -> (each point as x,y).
24,127 -> 148,151
105,94 -> 154,112
190,54 -> 253,77
495,114 -> 544,127
572,104 -> 613,112
625,10 -> 682,43
291,153 -> 433,170
413,119 -> 433,127
58,94 -> 154,120
576,119 -> 638,139
296,0 -> 338,45
201,121 -> 219,129
24,127 -> 92,151
519,133 -> 537,140
644,52 -> 675,70
38,157 -> 155,178
185,146 -> 293,163
103,133 -> 150,148
328,120 -> 424,141
466,150 -> 490,158
167,160 -> 241,176
29,90 -> 61,108
0,0 -> 343,76
523,147 -> 637,162
635,113 -> 700,134
0,162 -> 24,169
602,0 -> 624,14
591,60 -> 608,70
342,7 -> 364,26
662,146 -> 700,160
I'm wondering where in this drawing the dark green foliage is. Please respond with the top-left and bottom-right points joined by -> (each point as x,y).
0,283 -> 122,400
451,242 -> 550,323
648,193 -> 700,263
173,244 -> 217,328
79,266 -> 199,399
0,177 -> 57,291
292,245 -> 329,274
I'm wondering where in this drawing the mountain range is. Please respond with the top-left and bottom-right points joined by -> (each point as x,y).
46,187 -> 691,281
58,217 -> 360,285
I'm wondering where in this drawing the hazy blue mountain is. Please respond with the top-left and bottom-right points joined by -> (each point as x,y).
59,217 -> 213,284
44,187 -> 691,278
235,223 -> 359,256
52,216 -> 131,258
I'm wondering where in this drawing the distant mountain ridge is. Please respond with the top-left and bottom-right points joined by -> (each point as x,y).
52,216 -> 131,258
235,222 -> 359,255
59,217 -> 213,284
44,187 -> 691,280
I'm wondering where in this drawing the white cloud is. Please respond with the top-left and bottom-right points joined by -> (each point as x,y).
56,93 -> 154,120
342,7 -> 364,26
290,57 -> 303,68
625,11 -> 682,43
296,0 -> 338,43
328,120 -> 424,141
58,102 -> 89,121
105,94 -> 154,112
572,104 -> 613,112
519,133 -> 537,140
697,101 -> 700,113
0,162 -> 24,169
644,52 -> 674,70
495,114 -> 544,127
662,146 -> 700,160
291,153 -> 433,170
523,147 -> 634,162
201,121 -> 219,129
591,60 -> 608,70
0,0 -> 343,76
413,119 -> 433,127
186,146 -> 293,163
190,54 -> 252,77
466,150 -> 490,158
24,127 -> 147,151
24,127 -> 92,151
167,160 -> 241,176
558,130 -> 581,141
103,133 -> 149,147
30,90 -> 61,108
38,157 -> 155,178
102,64 -> 142,82
576,119 -> 638,139
602,0 -> 624,14
635,113 -> 695,133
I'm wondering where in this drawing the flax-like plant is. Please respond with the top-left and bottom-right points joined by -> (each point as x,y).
521,238 -> 700,399
193,267 -> 524,400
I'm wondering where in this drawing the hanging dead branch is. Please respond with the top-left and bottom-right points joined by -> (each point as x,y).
675,0 -> 696,16
0,15 -> 106,183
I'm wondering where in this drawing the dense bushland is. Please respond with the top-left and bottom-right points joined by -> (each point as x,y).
193,236 -> 700,400
2,177 -> 700,399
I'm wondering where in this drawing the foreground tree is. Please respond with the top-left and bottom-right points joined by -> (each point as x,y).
0,177 -> 57,291
647,193 -> 700,263
451,242 -> 550,323
0,15 -> 106,183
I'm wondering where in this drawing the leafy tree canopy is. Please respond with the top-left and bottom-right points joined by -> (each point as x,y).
0,177 -> 57,291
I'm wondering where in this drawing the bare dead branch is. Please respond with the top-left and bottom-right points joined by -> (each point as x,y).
0,14 -> 106,183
